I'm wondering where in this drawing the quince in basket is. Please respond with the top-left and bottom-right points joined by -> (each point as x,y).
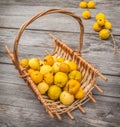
20,58 -> 29,69
65,79 -> 80,95
37,81 -> 49,94
48,85 -> 62,100
29,58 -> 40,70
20,55 -> 85,106
69,70 -> 82,82
30,71 -> 43,84
60,91 -> 74,106
40,65 -> 53,75
44,73 -> 54,85
44,55 -> 54,66
52,62 -> 61,73
54,72 -> 68,88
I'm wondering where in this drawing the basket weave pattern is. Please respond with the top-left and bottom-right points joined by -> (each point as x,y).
5,9 -> 107,120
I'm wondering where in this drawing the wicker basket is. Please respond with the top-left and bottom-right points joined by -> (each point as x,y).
5,9 -> 107,120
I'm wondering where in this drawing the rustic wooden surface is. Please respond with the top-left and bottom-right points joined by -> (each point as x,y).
0,0 -> 120,127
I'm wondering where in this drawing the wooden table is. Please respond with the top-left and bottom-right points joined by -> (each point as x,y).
0,0 -> 120,127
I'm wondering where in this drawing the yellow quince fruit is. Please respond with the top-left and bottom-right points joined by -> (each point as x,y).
105,20 -> 112,29
87,1 -> 96,9
67,61 -> 77,71
40,65 -> 53,75
57,57 -> 65,62
96,13 -> 106,20
93,22 -> 102,32
48,85 -> 62,100
75,88 -> 85,99
59,63 -> 70,73
20,58 -> 29,69
44,73 -> 54,85
99,29 -> 110,40
29,58 -> 40,70
52,62 -> 61,73
68,70 -> 82,82
60,91 -> 74,106
66,79 -> 80,95
54,72 -> 68,88
37,81 -> 49,94
27,68 -> 35,76
44,55 -> 54,66
82,10 -> 91,19
30,71 -> 43,84
97,18 -> 105,26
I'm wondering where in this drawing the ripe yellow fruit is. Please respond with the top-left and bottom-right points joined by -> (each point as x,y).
30,71 -> 43,84
40,60 -> 44,67
29,58 -> 40,70
105,20 -> 112,29
66,79 -> 80,95
52,62 -> 61,73
68,70 -> 82,82
82,10 -> 91,19
99,29 -> 110,40
75,88 -> 85,99
54,72 -> 68,88
97,18 -> 105,26
40,65 -> 53,75
44,73 -> 54,85
37,81 -> 49,94
87,1 -> 96,9
48,85 -> 62,100
57,57 -> 64,62
95,13 -> 106,20
27,68 -> 34,76
44,55 -> 54,66
93,22 -> 102,32
60,91 -> 74,106
79,1 -> 87,8
20,59 -> 29,68
67,61 -> 77,71
59,63 -> 70,73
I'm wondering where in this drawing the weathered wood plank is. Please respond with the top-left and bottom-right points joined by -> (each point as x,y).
0,5 -> 120,35
0,95 -> 119,127
0,1 -> 120,126
0,0 -> 120,8
0,28 -> 120,75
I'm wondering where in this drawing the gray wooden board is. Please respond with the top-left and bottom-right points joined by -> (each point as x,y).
0,28 -> 120,75
0,4 -> 120,34
0,0 -> 120,127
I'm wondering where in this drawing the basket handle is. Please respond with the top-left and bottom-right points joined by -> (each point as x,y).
13,8 -> 84,71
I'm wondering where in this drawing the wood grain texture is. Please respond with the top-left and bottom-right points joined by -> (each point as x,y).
0,4 -> 120,34
0,0 -> 120,127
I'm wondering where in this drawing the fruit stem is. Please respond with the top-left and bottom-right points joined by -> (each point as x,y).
110,32 -> 117,54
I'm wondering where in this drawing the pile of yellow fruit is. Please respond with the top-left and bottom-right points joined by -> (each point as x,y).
20,55 -> 85,106
93,13 -> 112,40
79,0 -> 96,19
